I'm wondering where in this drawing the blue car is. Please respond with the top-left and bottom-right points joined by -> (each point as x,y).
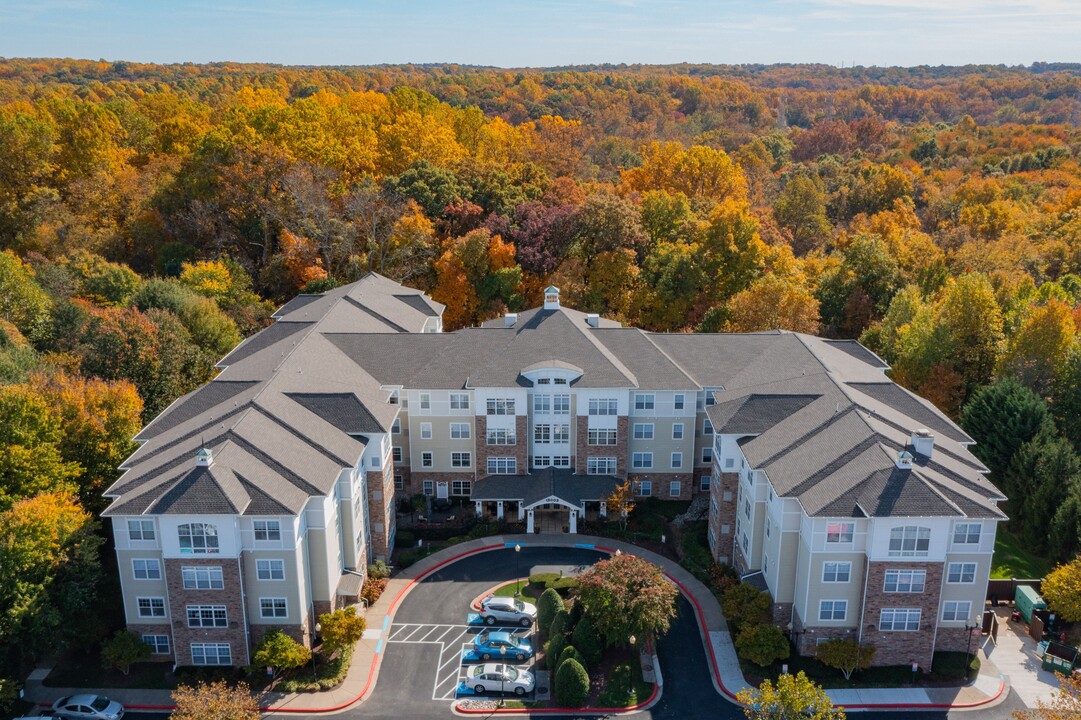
473,630 -> 533,661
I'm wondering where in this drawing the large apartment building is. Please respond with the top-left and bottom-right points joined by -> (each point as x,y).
102,275 -> 1004,669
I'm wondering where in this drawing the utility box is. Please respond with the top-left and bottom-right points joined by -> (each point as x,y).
1015,584 -> 1047,623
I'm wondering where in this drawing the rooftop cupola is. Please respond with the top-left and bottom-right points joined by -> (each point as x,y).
895,449 -> 914,470
195,447 -> 214,467
543,285 -> 560,310
911,428 -> 934,459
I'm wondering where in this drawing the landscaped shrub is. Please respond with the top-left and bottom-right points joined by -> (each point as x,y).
549,608 -> 570,641
537,587 -> 563,634
546,634 -> 567,671
367,560 -> 391,579
361,576 -> 388,605
276,646 -> 354,692
554,658 -> 590,707
101,630 -> 151,675
571,615 -> 603,667
551,577 -> 580,593
557,645 -> 585,672
679,522 -> 713,581
734,624 -> 789,667
721,581 -> 770,634
394,530 -> 415,548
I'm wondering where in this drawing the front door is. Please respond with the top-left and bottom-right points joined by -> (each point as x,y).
436,481 -> 449,499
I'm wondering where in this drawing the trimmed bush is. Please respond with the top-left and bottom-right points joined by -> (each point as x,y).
551,577 -> 580,593
554,658 -> 590,707
394,530 -> 415,548
546,633 -> 567,671
537,588 -> 563,635
734,624 -> 789,667
571,615 -> 603,667
558,645 -> 585,671
549,608 -> 570,640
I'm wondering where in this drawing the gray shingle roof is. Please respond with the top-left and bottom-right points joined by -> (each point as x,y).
472,468 -> 620,507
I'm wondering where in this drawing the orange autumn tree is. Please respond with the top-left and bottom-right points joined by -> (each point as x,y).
431,229 -> 522,330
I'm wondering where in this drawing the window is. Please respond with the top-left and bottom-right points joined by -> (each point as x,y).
588,398 -> 618,415
669,480 -> 681,497
672,423 -> 684,440
182,566 -> 224,590
587,457 -> 616,475
450,393 -> 469,410
552,395 -> 570,414
711,498 -> 719,518
420,423 -> 432,439
884,569 -> 926,593
722,523 -> 730,534
725,457 -> 735,468
705,390 -> 718,406
942,601 -> 972,622
536,378 -> 550,385
633,423 -> 654,439
394,474 -> 404,489
701,474 -> 711,491
879,608 -> 921,632
260,598 -> 288,619
765,517 -> 771,538
553,378 -> 567,385
953,523 -> 981,545
701,447 -> 713,464
486,429 -> 515,445
763,554 -> 769,575
137,597 -> 165,618
391,418 -> 401,434
632,452 -> 653,469
487,457 -> 516,475
889,526 -> 931,557
822,562 -> 851,583
142,635 -> 169,655
588,429 -> 617,446
634,393 -> 655,411
419,393 -> 431,409
389,389 -> 399,404
128,519 -> 155,541
819,600 -> 847,621
723,490 -> 732,501
178,523 -> 219,554
744,499 -> 751,519
533,455 -> 550,468
451,479 -> 472,496
422,480 -> 434,496
392,446 -> 402,462
421,451 -> 433,467
256,559 -> 285,580
132,559 -> 161,580
826,522 -> 854,544
703,419 -> 714,435
552,455 -> 570,468
486,398 -> 515,415
947,562 -> 977,583
637,480 -> 653,497
534,395 -> 551,414
674,394 -> 685,410
450,423 -> 470,439
187,605 -> 227,628
254,520 -> 281,542
671,452 -> 683,469
552,424 -> 569,442
451,452 -> 471,468
709,525 -> 716,551
191,643 -> 231,666
534,424 -> 551,443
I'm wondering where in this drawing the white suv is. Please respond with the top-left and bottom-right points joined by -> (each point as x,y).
478,595 -> 537,627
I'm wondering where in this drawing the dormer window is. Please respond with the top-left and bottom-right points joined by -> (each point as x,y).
179,523 -> 219,554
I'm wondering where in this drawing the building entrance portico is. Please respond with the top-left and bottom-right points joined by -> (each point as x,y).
469,467 -> 619,535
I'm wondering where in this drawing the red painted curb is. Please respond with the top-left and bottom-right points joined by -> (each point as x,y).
468,579 -> 527,611
453,680 -> 660,715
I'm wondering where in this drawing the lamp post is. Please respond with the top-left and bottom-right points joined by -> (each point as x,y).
310,622 -> 322,678
499,646 -> 507,707
514,543 -> 522,597
965,617 -> 980,674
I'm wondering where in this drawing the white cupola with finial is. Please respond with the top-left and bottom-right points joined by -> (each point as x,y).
195,447 -> 214,467
543,285 -> 561,310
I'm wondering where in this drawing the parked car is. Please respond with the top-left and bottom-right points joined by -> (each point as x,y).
478,595 -> 537,627
467,663 -> 535,696
52,696 -> 124,720
473,630 -> 533,661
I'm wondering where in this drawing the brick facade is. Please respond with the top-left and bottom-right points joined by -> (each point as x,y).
126,622 -> 174,662
475,415 -> 528,479
163,557 -> 250,667
574,416 -> 629,477
367,456 -> 397,561
708,468 -> 739,565
630,472 -> 693,500
791,607 -> 860,656
859,560 -> 943,668
771,601 -> 793,627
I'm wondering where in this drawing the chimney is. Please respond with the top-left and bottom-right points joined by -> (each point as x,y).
911,428 -> 934,459
543,285 -> 560,310
195,447 -> 214,467
586,313 -> 600,328
504,313 -> 518,328
895,449 -> 914,470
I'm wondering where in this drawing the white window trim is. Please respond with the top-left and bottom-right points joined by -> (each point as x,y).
259,597 -> 288,619
256,559 -> 285,581
137,596 -> 166,618
947,562 -> 978,584
132,558 -> 161,580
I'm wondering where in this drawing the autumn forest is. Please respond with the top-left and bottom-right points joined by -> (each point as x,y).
1,58 -> 1081,682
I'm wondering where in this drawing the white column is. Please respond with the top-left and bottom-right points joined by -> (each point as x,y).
599,501 -> 607,518
518,502 -> 525,521
526,509 -> 535,534
475,500 -> 482,517
497,501 -> 504,520
569,508 -> 577,534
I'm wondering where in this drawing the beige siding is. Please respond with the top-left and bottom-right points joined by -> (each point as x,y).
117,549 -> 168,622
243,551 -> 306,626
408,416 -> 476,472
801,551 -> 866,628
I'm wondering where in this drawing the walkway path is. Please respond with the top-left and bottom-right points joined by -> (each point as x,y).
24,533 -> 1011,714
982,606 -> 1062,709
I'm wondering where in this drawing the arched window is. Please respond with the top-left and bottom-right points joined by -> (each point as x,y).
888,526 -> 930,557
178,523 -> 219,554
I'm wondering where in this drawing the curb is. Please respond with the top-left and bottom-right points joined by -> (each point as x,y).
452,680 -> 660,715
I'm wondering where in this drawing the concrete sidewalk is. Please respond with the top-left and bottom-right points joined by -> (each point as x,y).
24,533 -> 1010,713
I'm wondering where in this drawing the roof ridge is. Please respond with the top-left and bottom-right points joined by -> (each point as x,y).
759,403 -> 861,468
249,402 -> 357,467
640,330 -> 699,388
558,310 -> 639,387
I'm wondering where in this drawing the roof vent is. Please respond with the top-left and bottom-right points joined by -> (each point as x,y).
911,428 -> 934,459
586,313 -> 600,328
504,313 -> 518,328
195,447 -> 214,468
543,285 -> 560,310
895,449 -> 913,470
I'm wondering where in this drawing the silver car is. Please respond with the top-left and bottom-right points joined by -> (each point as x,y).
478,595 -> 537,627
468,663 -> 535,696
52,696 -> 124,720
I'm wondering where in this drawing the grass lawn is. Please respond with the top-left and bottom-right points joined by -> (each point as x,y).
596,660 -> 652,707
45,649 -> 177,690
493,580 -> 537,599
991,529 -> 1053,579
740,650 -> 977,689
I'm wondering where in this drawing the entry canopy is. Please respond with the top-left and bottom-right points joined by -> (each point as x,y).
471,467 -> 620,511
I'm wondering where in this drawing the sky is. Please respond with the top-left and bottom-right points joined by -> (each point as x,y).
0,0 -> 1078,68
